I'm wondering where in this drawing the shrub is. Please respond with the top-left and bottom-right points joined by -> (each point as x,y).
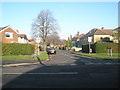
82,43 -> 119,53
2,43 -> 35,56
82,44 -> 89,53
95,43 -> 119,53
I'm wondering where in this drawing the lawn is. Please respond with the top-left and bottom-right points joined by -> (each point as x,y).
37,52 -> 48,60
2,52 -> 48,60
74,52 -> 120,59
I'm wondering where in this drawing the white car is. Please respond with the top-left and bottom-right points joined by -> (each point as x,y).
71,47 -> 82,51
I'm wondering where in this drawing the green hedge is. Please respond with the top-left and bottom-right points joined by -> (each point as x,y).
82,44 -> 89,53
2,43 -> 35,56
82,43 -> 119,53
95,43 -> 119,53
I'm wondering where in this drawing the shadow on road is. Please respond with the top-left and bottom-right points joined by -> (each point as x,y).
2,51 -> 119,88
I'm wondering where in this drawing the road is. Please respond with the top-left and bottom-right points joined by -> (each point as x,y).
2,50 -> 119,88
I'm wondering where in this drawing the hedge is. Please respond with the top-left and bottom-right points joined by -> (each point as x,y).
2,43 -> 35,56
82,43 -> 119,53
95,43 -> 119,53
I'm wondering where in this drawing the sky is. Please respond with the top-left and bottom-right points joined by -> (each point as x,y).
1,1 -> 118,40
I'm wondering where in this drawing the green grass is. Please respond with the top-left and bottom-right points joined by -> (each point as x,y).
2,52 -> 48,60
2,55 -> 32,60
37,52 -> 48,60
74,52 -> 120,59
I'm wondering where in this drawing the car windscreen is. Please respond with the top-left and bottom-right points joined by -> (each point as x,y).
47,48 -> 55,50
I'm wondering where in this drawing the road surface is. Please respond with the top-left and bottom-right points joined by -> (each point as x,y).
2,50 -> 119,88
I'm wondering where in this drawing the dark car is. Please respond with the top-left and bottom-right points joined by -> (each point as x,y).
46,48 -> 56,54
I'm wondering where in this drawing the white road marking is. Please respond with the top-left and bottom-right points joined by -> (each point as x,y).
3,72 -> 78,75
70,64 -> 77,66
85,62 -> 120,65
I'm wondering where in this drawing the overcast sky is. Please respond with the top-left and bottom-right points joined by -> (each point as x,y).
1,1 -> 118,39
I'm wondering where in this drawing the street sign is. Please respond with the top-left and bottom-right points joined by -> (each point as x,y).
88,37 -> 92,42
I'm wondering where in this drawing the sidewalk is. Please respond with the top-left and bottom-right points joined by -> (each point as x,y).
1,58 -> 47,67
1,51 -> 48,67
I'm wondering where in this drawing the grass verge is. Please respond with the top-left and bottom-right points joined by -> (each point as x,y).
74,52 -> 120,59
2,52 -> 48,60
37,52 -> 48,60
2,55 -> 32,60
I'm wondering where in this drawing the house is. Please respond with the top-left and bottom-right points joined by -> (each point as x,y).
27,39 -> 36,45
0,25 -> 19,43
79,27 -> 114,45
0,25 -> 35,45
112,27 -> 120,43
18,34 -> 28,43
71,31 -> 85,47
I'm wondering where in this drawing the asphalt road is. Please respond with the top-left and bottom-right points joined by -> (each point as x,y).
2,50 -> 119,88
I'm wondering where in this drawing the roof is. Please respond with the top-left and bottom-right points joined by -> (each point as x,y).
95,29 -> 113,35
78,34 -> 85,40
84,28 -> 113,38
0,26 -> 10,31
18,34 -> 27,38
72,37 -> 77,41
0,25 -> 18,34
113,27 -> 120,31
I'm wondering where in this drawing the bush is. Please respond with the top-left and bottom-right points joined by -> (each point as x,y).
82,43 -> 119,53
82,44 -> 89,53
95,43 -> 119,53
82,44 -> 96,53
2,43 -> 35,56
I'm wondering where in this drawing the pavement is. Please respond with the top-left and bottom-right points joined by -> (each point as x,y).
1,57 -> 48,67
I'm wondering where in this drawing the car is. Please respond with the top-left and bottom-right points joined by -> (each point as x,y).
46,48 -> 56,54
71,47 -> 82,51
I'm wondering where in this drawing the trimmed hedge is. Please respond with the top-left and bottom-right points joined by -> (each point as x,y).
82,43 -> 119,53
2,43 -> 35,56
95,43 -> 119,53
82,44 -> 89,53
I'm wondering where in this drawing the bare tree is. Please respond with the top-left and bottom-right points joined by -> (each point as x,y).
32,9 -> 58,51
47,31 -> 60,46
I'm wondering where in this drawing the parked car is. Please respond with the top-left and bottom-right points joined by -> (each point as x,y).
46,48 -> 56,54
71,47 -> 82,51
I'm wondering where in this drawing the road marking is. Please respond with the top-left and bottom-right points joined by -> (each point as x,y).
70,64 -> 77,66
85,62 -> 120,65
3,72 -> 78,75
0,62 -> 39,67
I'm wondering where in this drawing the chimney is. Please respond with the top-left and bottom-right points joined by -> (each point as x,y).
77,31 -> 80,36
16,30 -> 19,33
101,27 -> 104,29
70,35 -> 72,40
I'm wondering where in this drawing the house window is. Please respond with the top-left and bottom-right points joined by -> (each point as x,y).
5,32 -> 13,39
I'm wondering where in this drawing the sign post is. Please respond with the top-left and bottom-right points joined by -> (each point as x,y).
88,37 -> 92,54
35,37 -> 41,55
107,47 -> 112,56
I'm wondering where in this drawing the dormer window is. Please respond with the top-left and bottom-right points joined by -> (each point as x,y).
5,32 -> 13,39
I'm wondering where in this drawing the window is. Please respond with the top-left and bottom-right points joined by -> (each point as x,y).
5,32 -> 13,39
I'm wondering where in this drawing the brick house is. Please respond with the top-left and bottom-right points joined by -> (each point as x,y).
0,25 -> 19,43
18,34 -> 28,43
0,25 -> 35,45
